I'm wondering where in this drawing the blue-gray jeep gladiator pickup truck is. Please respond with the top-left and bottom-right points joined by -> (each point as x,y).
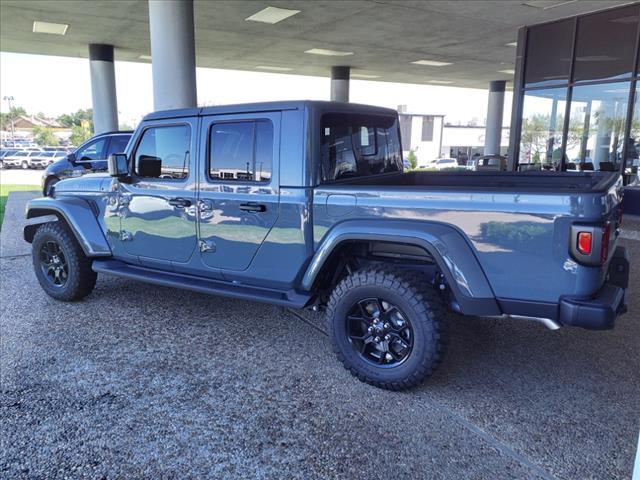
24,101 -> 630,390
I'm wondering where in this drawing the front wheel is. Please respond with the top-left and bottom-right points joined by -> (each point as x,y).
22,161 -> 29,169
327,268 -> 447,390
31,222 -> 97,301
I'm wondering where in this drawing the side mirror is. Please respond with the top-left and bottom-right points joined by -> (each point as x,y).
67,152 -> 76,163
108,153 -> 129,177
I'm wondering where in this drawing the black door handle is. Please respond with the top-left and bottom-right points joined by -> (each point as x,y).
168,197 -> 192,208
239,203 -> 266,213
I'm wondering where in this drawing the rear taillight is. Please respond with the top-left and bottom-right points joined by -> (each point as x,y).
570,222 -> 612,266
577,232 -> 592,255
600,223 -> 611,263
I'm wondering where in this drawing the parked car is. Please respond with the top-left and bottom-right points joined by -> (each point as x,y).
28,150 -> 67,169
41,131 -> 132,196
24,101 -> 629,391
467,154 -> 507,171
2,150 -> 42,169
433,157 -> 459,170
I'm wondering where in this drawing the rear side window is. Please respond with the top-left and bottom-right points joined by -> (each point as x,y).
134,125 -> 190,180
107,135 -> 131,155
209,120 -> 273,182
321,113 -> 402,183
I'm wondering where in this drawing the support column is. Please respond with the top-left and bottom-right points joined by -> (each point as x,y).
89,44 -> 118,134
484,80 -> 506,156
330,66 -> 350,102
148,0 -> 197,111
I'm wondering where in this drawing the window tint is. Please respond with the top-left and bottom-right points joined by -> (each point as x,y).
134,125 -> 190,180
421,116 -> 434,141
107,135 -> 131,155
209,120 -> 273,182
573,4 -> 639,83
524,19 -> 574,87
76,138 -> 107,161
320,113 -> 402,183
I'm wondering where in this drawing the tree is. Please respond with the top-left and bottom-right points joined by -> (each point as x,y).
57,109 -> 94,131
0,106 -> 26,130
407,149 -> 418,170
70,124 -> 92,146
33,126 -> 59,146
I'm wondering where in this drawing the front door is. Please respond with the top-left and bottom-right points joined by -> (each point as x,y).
119,119 -> 198,264
197,112 -> 280,271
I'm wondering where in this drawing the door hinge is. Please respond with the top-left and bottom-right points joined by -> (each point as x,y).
199,239 -> 216,253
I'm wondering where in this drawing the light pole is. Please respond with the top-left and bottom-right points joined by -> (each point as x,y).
3,95 -> 16,145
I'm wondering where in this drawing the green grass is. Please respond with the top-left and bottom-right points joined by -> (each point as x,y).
0,184 -> 39,231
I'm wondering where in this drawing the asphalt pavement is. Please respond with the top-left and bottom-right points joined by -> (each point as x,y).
1,193 -> 639,479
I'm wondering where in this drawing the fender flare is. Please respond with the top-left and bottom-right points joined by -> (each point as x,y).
302,219 -> 501,316
23,196 -> 112,257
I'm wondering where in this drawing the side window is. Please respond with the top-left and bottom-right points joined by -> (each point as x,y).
209,120 -> 273,182
76,138 -> 107,161
134,125 -> 190,180
107,135 -> 131,156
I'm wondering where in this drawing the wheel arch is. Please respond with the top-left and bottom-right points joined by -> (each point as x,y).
302,220 -> 500,316
24,197 -> 112,257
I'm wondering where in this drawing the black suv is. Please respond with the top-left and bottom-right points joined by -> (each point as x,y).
42,131 -> 132,196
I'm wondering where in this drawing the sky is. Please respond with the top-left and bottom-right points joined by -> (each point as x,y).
0,52 -> 512,128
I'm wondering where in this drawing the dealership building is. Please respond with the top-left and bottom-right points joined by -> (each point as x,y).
1,1 -> 639,207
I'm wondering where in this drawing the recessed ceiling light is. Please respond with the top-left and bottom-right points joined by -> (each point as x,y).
505,42 -> 517,47
305,48 -> 353,57
351,73 -> 380,79
139,54 -> 152,60
428,80 -> 454,84
255,65 -> 293,72
245,6 -> 300,24
498,69 -> 515,75
32,21 -> 69,35
411,59 -> 452,67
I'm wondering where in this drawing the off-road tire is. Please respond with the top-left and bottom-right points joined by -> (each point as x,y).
327,268 -> 447,390
32,222 -> 97,301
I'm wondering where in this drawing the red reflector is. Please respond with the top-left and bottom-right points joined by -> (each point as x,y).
577,232 -> 592,255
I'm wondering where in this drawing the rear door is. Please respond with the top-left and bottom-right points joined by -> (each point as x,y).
118,119 -> 198,265
197,112 -> 280,271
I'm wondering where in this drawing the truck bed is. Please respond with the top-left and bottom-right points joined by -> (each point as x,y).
333,170 -> 619,193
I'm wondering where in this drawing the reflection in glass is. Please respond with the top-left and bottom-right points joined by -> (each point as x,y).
519,88 -> 567,168
626,92 -> 640,184
566,82 -> 629,171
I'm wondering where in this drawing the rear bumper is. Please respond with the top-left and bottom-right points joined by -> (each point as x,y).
559,283 -> 626,330
558,246 -> 629,330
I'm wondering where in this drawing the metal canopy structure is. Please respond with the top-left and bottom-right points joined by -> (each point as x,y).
0,0 -> 631,89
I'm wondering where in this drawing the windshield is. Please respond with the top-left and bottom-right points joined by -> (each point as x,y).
320,113 -> 403,183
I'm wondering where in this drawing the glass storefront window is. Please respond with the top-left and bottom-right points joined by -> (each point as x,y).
566,82 -> 630,171
573,4 -> 639,83
626,91 -> 640,184
519,88 -> 567,168
524,19 -> 573,88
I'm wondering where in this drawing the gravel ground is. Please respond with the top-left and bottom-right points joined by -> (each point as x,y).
1,238 -> 639,478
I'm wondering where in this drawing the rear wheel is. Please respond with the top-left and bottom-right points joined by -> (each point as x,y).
31,222 -> 97,301
327,268 -> 447,390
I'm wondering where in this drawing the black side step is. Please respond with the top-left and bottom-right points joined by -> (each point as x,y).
92,259 -> 311,309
